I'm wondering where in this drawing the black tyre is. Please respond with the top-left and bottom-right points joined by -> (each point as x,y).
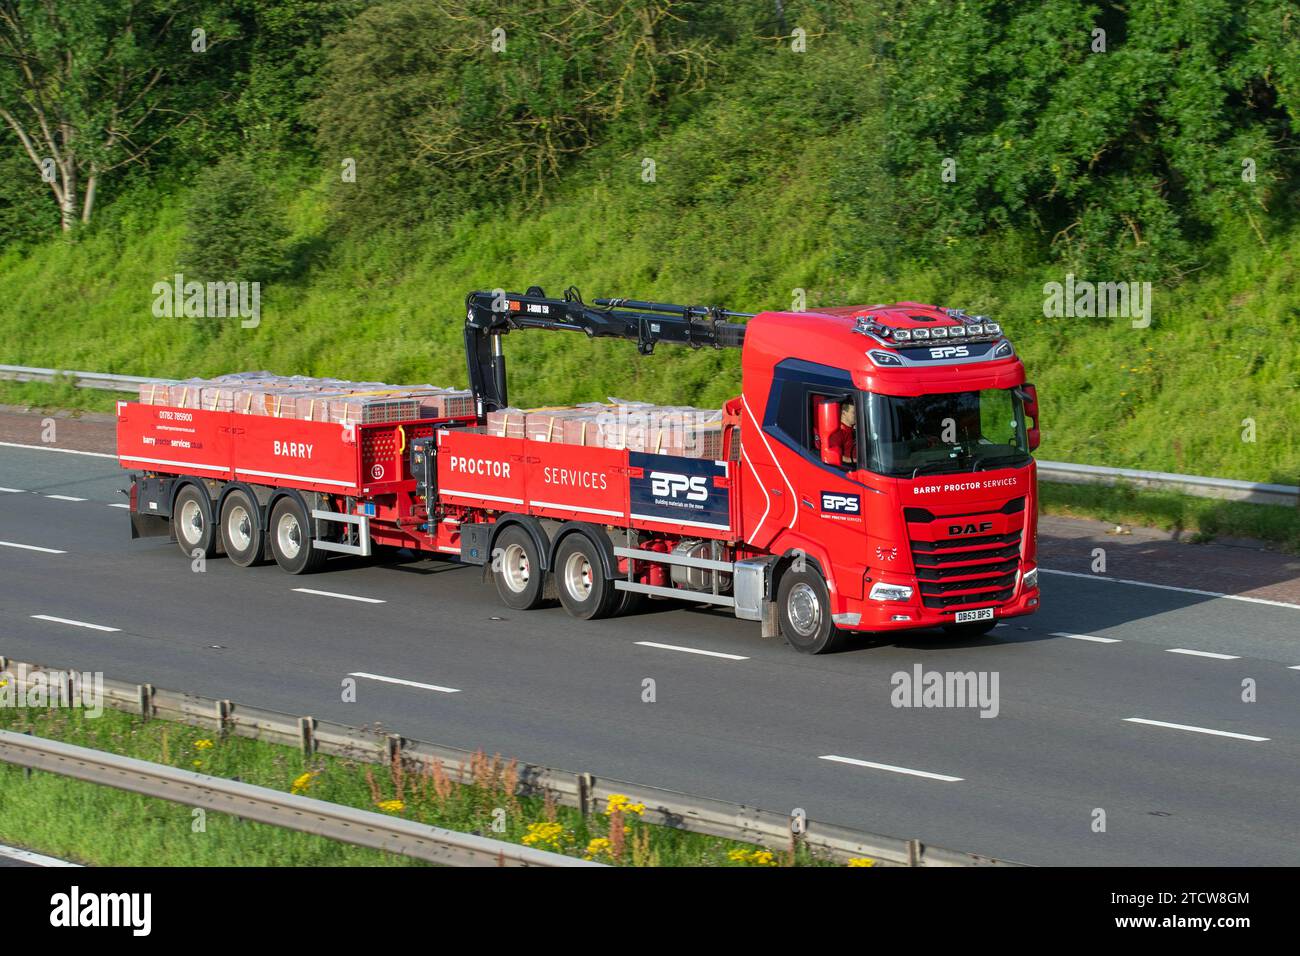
492,525 -> 547,610
554,533 -> 620,620
777,566 -> 846,654
172,484 -> 217,560
615,587 -> 648,616
268,496 -> 328,574
220,489 -> 265,567
941,619 -> 998,638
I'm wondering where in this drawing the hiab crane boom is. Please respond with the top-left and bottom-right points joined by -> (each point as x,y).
118,285 -> 1041,654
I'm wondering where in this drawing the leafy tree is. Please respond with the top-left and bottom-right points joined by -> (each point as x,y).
0,0 -> 239,232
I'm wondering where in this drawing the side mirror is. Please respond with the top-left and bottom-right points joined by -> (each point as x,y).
1020,383 -> 1040,451
814,397 -> 842,466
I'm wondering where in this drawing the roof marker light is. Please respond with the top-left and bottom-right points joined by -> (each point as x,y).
893,329 -> 912,341
948,326 -> 966,337
932,327 -> 948,338
913,328 -> 931,339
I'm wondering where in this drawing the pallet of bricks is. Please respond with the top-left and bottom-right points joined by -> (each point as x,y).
486,399 -> 728,459
138,371 -> 474,425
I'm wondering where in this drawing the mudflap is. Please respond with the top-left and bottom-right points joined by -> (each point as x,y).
130,510 -> 171,540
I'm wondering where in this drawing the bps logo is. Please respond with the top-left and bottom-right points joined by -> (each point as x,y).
650,471 -> 709,502
821,492 -> 861,514
929,345 -> 970,360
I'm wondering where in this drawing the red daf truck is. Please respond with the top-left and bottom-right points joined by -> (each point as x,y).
118,286 -> 1041,653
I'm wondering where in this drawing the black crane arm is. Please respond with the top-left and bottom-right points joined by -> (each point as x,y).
463,285 -> 751,414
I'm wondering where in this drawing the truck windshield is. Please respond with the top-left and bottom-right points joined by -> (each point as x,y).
861,388 -> 1031,478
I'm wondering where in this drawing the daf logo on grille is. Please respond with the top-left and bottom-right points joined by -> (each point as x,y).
948,521 -> 993,536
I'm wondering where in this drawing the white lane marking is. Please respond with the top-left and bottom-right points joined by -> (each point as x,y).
108,502 -> 130,509
292,587 -> 385,605
1167,648 -> 1240,661
1040,568 -> 1300,610
819,755 -> 964,782
0,541 -> 66,554
0,487 -> 25,493
44,495 -> 86,502
1289,665 -> 1300,671
0,844 -> 80,867
1052,631 -> 1122,643
30,614 -> 120,633
1123,718 -> 1268,742
635,641 -> 749,661
0,441 -> 115,459
348,672 -> 460,694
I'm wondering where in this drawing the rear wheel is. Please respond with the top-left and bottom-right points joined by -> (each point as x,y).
173,485 -> 216,560
555,534 -> 620,620
777,567 -> 846,654
220,489 -> 264,567
492,525 -> 547,610
268,496 -> 328,574
942,619 -> 998,638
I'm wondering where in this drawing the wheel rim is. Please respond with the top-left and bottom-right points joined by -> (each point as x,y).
501,543 -> 531,593
563,551 -> 593,601
179,498 -> 203,546
227,504 -> 252,551
277,512 -> 303,560
787,582 -> 822,638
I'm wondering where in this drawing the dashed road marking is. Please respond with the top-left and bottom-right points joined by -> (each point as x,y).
1167,648 -> 1240,661
292,588 -> 385,605
1052,631 -> 1122,644
0,541 -> 66,554
44,495 -> 87,502
819,755 -> 964,782
348,672 -> 460,694
1123,718 -> 1268,742
635,641 -> 748,661
30,614 -> 120,633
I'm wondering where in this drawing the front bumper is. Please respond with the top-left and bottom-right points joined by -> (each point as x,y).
832,579 -> 1040,632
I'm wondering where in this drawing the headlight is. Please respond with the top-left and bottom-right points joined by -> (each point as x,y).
869,582 -> 914,602
1022,566 -> 1038,591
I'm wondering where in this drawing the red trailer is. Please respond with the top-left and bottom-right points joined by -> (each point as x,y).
120,286 -> 1041,653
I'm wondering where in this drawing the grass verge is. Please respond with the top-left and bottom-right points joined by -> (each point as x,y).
1040,482 -> 1300,553
0,704 -> 841,867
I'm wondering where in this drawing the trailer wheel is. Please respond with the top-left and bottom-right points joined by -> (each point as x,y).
220,489 -> 264,567
492,526 -> 547,610
268,496 -> 327,574
777,567 -> 846,654
555,534 -> 620,620
173,485 -> 216,560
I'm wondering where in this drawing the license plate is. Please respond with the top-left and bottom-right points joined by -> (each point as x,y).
955,607 -> 994,624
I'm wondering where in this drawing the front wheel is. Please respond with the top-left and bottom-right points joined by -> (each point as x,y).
268,496 -> 328,574
777,567 -> 846,654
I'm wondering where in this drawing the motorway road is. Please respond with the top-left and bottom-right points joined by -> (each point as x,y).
1,422 -> 1298,865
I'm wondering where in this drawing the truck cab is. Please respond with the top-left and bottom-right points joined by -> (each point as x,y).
738,303 -> 1040,643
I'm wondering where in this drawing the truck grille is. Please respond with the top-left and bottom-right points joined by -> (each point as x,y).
911,531 -> 1022,610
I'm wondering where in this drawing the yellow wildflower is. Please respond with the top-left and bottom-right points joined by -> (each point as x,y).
847,857 -> 876,867
604,794 -> 646,817
194,739 -> 214,750
584,838 -> 612,861
375,799 -> 405,813
290,771 -> 316,795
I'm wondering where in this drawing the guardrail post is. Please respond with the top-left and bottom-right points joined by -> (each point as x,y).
138,683 -> 154,720
0,656 -> 8,672
299,717 -> 316,755
577,772 -> 594,817
386,733 -> 402,765
217,699 -> 233,734
907,839 -> 922,866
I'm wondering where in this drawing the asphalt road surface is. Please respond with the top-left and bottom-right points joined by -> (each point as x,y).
1,421 -> 1298,866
